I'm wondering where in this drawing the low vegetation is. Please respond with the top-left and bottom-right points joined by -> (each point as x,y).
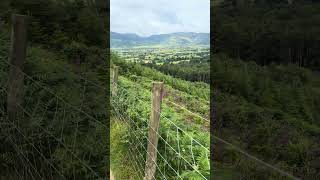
110,54 -> 210,179
0,0 -> 109,178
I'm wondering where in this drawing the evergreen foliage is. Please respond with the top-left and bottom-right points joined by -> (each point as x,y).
213,0 -> 320,70
0,0 -> 109,178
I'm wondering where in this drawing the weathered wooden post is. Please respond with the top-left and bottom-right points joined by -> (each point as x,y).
112,66 -> 119,96
7,14 -> 28,121
144,82 -> 164,180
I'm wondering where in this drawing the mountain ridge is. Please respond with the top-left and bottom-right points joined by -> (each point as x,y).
111,31 -> 210,48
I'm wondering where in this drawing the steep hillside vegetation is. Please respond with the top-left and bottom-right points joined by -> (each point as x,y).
148,52 -> 320,179
211,1 -> 320,178
0,0 -> 109,178
110,54 -> 210,179
212,55 -> 320,179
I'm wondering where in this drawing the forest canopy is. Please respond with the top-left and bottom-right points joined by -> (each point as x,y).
212,0 -> 320,70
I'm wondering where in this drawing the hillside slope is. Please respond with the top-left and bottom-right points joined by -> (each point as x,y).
110,54 -> 210,179
141,52 -> 320,179
0,11 -> 108,178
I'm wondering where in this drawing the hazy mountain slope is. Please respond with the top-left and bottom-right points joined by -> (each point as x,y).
111,32 -> 210,47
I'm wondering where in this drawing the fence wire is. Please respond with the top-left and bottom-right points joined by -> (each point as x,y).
0,61 -> 108,179
111,72 -> 300,180
111,79 -> 210,179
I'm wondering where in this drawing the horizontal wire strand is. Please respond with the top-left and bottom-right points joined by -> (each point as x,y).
4,60 -> 108,129
0,109 -> 66,179
113,99 -> 207,179
112,105 -> 168,180
113,80 -> 301,180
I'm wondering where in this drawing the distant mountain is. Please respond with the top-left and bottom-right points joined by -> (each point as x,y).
111,32 -> 210,48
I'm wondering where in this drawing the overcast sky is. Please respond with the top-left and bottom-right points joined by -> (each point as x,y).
111,0 -> 210,37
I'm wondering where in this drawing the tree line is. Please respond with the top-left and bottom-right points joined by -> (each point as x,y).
212,0 -> 320,70
144,57 -> 210,84
0,0 -> 108,66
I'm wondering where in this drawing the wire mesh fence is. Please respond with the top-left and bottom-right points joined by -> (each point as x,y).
111,74 -> 210,179
0,60 -> 108,179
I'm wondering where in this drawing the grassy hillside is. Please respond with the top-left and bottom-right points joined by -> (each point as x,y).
110,54 -> 210,179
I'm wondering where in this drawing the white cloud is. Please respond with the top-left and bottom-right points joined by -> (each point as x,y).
111,0 -> 210,36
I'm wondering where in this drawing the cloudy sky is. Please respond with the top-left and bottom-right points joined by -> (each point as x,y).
111,0 -> 210,37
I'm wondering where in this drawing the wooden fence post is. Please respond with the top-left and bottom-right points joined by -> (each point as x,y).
112,66 -> 119,96
7,14 -> 28,121
144,82 -> 164,180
